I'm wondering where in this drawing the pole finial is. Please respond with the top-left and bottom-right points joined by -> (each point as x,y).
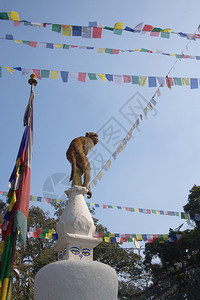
28,73 -> 38,86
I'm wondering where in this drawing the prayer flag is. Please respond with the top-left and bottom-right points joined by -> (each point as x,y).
55,44 -> 62,49
97,48 -> 105,53
82,26 -> 91,38
157,88 -> 161,96
22,69 -> 31,75
157,77 -> 165,87
8,11 -> 20,21
142,25 -> 154,32
41,70 -> 50,78
113,75 -> 122,85
190,78 -> 198,89
63,44 -> 70,49
92,27 -> 102,38
112,49 -> 119,54
88,73 -> 97,80
150,31 -> 160,37
114,29 -> 122,35
78,72 -> 86,82
139,76 -> 147,86
6,34 -> 13,40
0,83 -> 34,299
148,77 -> 157,87
123,75 -> 131,83
69,72 -> 78,80
3,67 -> 15,74
166,76 -> 172,89
161,32 -> 170,38
60,71 -> 68,82
173,77 -> 182,86
89,21 -> 97,27
133,22 -> 144,32
132,76 -> 139,84
38,42 -> 46,48
29,41 -> 37,48
46,43 -> 54,49
0,12 -> 9,20
182,78 -> 190,86
72,26 -> 82,36
52,24 -> 61,33
51,71 -> 59,79
114,22 -> 124,29
62,25 -> 72,36
105,74 -> 113,81
97,73 -> 106,82
32,69 -> 41,80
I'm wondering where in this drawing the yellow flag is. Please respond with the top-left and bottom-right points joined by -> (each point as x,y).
114,22 -> 124,29
32,196 -> 37,202
51,71 -> 59,79
136,234 -> 143,241
45,233 -> 52,239
162,28 -> 171,33
134,208 -> 139,212
48,229 -> 55,234
109,233 -> 115,237
3,67 -> 15,74
104,237 -> 110,243
97,73 -> 106,82
134,49 -> 140,52
139,76 -> 147,86
163,234 -> 169,240
14,39 -> 22,44
8,192 -> 16,212
182,78 -> 190,85
62,25 -> 72,36
55,44 -> 63,49
8,11 -> 20,21
97,48 -> 105,53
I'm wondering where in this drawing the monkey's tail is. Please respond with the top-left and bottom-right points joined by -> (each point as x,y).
69,152 -> 76,182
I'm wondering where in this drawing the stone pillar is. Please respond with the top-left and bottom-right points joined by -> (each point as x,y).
34,186 -> 118,300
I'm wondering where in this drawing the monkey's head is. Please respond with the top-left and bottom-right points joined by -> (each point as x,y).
85,132 -> 98,145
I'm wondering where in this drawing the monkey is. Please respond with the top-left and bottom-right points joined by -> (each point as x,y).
66,132 -> 98,198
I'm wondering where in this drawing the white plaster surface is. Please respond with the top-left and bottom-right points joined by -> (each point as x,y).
34,260 -> 118,300
56,186 -> 96,238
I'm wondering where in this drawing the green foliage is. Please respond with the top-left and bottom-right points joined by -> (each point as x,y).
141,184 -> 200,299
184,185 -> 200,227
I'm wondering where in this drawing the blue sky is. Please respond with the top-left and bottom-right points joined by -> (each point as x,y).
1,0 -> 200,250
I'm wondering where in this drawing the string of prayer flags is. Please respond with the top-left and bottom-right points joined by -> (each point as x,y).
3,34 -> 200,60
22,227 -> 184,243
0,190 -> 197,220
1,12 -> 200,41
1,66 -> 200,89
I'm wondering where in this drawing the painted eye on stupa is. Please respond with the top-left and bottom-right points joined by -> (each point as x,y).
82,248 -> 91,257
70,247 -> 80,255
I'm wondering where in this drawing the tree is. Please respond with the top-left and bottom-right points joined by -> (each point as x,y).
141,185 -> 200,299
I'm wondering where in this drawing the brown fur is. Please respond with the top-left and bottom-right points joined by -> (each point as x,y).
66,132 -> 98,198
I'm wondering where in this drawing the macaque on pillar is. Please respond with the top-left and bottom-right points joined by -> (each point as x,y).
66,132 -> 98,198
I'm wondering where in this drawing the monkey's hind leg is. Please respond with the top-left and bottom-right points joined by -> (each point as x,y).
72,165 -> 83,187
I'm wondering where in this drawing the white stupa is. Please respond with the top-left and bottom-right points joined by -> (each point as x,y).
34,186 -> 118,300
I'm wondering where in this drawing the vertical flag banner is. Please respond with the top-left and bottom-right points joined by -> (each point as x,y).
0,74 -> 37,300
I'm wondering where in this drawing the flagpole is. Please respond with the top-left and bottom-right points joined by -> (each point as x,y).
28,73 -> 37,93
